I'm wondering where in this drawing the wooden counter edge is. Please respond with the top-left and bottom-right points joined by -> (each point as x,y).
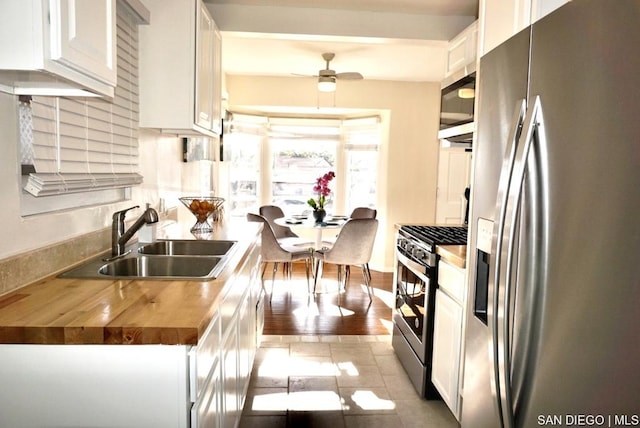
0,222 -> 262,346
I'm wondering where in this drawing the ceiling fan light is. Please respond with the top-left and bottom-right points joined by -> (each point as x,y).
318,76 -> 336,92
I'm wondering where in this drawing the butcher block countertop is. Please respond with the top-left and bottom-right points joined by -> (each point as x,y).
0,220 -> 261,346
436,244 -> 467,269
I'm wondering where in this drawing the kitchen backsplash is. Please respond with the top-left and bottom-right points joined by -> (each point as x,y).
0,208 -> 177,296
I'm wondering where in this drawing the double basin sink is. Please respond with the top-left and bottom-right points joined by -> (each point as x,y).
60,240 -> 237,280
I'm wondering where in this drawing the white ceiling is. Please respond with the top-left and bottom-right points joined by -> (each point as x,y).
207,0 -> 479,84
209,0 -> 478,16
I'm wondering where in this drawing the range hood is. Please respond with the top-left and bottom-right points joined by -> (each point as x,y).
438,121 -> 474,148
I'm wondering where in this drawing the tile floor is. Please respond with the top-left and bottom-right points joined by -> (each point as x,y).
239,335 -> 460,427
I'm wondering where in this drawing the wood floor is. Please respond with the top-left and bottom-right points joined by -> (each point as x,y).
261,261 -> 394,336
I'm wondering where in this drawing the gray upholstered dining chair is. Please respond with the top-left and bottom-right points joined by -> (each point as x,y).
349,207 -> 377,219
259,205 -> 313,247
247,213 -> 312,302
312,218 -> 378,303
321,206 -> 377,249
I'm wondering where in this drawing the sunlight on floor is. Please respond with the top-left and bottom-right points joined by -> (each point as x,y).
379,318 -> 394,334
336,361 -> 359,376
292,302 -> 355,318
351,390 -> 396,410
250,388 -> 397,413
289,391 -> 343,411
251,353 -> 401,413
257,350 -> 338,378
370,286 -> 395,308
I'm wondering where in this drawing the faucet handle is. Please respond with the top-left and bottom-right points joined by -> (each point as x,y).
112,205 -> 139,222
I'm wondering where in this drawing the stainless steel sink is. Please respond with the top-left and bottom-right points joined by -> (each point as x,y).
59,239 -> 238,280
98,255 -> 223,278
138,239 -> 236,256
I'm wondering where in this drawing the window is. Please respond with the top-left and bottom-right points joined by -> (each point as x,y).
224,114 -> 380,217
269,118 -> 338,216
18,5 -> 143,216
343,117 -> 380,212
223,114 -> 265,217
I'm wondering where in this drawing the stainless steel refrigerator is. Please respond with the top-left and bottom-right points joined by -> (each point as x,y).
462,1 -> 640,427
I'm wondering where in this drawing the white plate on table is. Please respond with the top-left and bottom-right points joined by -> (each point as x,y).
329,215 -> 348,221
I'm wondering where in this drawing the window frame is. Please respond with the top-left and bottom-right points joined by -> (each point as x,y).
224,114 -> 381,217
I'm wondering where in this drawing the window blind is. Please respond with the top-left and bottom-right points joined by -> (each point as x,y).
22,6 -> 143,197
343,116 -> 381,151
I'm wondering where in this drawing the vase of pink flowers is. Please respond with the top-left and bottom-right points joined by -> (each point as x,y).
307,171 -> 335,224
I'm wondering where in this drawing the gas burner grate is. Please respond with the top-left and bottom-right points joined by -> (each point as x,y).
401,225 -> 468,246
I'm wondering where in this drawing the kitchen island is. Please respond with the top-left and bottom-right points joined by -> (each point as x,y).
0,219 -> 263,428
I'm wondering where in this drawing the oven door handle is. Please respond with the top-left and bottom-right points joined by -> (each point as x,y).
395,250 -> 430,283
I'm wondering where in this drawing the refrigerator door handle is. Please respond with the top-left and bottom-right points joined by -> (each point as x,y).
497,95 -> 545,428
490,99 -> 527,428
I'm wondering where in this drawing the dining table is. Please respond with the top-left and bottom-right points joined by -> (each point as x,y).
274,215 -> 348,249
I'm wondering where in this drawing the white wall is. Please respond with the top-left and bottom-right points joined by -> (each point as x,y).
0,91 -> 204,261
225,75 -> 441,270
0,74 -> 442,273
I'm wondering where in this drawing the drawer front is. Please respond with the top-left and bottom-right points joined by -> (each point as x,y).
193,312 -> 220,400
438,260 -> 465,304
191,359 -> 221,428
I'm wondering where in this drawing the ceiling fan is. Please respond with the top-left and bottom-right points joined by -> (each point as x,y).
305,52 -> 364,92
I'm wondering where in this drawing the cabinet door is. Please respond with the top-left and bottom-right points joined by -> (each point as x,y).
238,288 -> 254,402
211,24 -> 223,134
532,0 -> 569,23
435,146 -> 472,224
49,0 -> 117,85
195,1 -> 214,131
432,289 -> 463,418
192,359 -> 221,428
446,21 -> 478,77
480,0 -> 530,55
221,326 -> 239,428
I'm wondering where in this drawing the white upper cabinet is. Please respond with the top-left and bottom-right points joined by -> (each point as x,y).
445,21 -> 478,78
139,0 -> 222,137
0,0 -> 117,97
479,0 -> 569,56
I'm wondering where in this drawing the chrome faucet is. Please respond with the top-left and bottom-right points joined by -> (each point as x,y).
111,205 -> 159,257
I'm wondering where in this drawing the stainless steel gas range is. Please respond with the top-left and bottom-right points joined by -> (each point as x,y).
392,225 -> 467,399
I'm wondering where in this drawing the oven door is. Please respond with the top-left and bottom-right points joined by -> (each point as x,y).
393,250 -> 436,363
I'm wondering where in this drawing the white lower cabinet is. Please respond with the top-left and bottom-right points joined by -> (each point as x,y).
192,358 -> 222,428
432,288 -> 463,417
0,243 -> 262,428
432,259 -> 466,420
221,322 -> 240,428
0,345 -> 191,428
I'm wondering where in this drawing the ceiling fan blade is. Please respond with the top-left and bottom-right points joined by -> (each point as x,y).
292,72 -> 319,78
335,72 -> 363,80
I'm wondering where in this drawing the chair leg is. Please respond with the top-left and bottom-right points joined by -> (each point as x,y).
364,263 -> 372,283
304,259 -> 311,293
261,262 -> 268,280
313,259 -> 323,293
270,262 -> 279,303
259,262 -> 268,295
361,264 -> 373,301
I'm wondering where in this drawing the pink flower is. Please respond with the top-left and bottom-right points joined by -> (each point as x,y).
307,171 -> 335,210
